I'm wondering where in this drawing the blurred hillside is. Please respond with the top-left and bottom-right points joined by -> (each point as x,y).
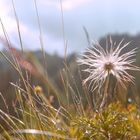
0,33 -> 140,112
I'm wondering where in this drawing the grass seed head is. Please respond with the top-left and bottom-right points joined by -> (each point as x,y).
77,38 -> 140,91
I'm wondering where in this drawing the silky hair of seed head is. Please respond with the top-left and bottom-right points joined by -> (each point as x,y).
77,38 -> 140,91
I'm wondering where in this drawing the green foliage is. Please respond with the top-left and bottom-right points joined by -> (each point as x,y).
71,102 -> 138,140
1,86 -> 140,140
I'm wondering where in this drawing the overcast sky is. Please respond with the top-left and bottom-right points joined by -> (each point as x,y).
0,0 -> 140,55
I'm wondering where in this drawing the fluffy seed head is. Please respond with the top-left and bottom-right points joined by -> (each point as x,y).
77,38 -> 140,91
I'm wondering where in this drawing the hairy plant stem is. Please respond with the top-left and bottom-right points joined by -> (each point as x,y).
100,74 -> 110,109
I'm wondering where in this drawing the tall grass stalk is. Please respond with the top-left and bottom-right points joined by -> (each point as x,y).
34,0 -> 48,78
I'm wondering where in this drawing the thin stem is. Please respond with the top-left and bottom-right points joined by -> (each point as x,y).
34,0 -> 48,78
100,74 -> 110,109
59,0 -> 67,59
12,0 -> 24,53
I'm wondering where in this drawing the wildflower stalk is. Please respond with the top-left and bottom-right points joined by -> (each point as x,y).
100,73 -> 110,109
78,38 -> 140,109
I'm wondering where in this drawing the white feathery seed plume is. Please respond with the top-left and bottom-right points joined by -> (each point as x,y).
77,38 -> 140,91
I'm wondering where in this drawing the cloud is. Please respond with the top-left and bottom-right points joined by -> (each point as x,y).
15,26 -> 64,55
0,0 -> 14,34
1,0 -> 140,55
0,1 -> 10,17
60,0 -> 92,11
39,0 -> 92,11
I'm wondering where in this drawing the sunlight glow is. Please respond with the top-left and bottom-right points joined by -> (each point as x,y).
39,0 -> 92,11
61,0 -> 92,11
